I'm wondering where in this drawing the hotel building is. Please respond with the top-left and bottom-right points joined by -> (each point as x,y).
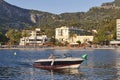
19,28 -> 48,46
117,19 -> 120,40
55,26 -> 94,44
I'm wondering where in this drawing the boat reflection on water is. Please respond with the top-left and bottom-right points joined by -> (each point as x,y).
52,69 -> 83,75
50,69 -> 83,80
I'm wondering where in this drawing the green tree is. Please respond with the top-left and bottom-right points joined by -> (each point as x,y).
76,40 -> 81,47
50,37 -> 56,45
0,32 -> 8,44
45,29 -> 55,38
95,19 -> 116,44
6,29 -> 21,45
76,41 -> 81,45
22,30 -> 30,37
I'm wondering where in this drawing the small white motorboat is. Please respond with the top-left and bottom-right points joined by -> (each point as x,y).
33,53 -> 87,70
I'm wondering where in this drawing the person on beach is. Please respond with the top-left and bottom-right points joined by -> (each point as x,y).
48,54 -> 54,59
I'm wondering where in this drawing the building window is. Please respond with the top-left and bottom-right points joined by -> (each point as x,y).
36,39 -> 42,41
58,29 -> 63,36
29,39 -> 35,41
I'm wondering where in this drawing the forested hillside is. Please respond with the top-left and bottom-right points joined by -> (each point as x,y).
0,0 -> 120,44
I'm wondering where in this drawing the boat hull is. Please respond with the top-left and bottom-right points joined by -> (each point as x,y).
33,58 -> 84,70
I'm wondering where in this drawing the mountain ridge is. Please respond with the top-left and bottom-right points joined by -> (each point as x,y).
0,0 -> 56,32
0,0 -> 119,33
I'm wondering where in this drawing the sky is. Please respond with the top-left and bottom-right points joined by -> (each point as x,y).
5,0 -> 114,14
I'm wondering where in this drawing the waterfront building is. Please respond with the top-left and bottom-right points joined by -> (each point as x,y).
116,19 -> 120,40
55,26 -> 94,44
19,28 -> 48,46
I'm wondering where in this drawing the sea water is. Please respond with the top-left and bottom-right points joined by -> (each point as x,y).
0,49 -> 120,80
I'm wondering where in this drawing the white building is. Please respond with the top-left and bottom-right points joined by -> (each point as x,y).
117,19 -> 120,40
110,19 -> 120,45
19,28 -> 48,46
55,26 -> 94,44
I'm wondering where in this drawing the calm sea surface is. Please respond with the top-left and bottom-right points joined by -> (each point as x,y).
0,49 -> 120,80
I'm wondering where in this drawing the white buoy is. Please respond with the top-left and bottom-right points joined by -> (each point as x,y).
14,52 -> 16,55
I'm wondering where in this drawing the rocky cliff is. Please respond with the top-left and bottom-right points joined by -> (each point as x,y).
0,0 -> 55,31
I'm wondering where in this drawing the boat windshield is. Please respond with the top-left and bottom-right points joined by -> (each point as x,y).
53,53 -> 72,59
54,55 -> 61,58
63,53 -> 72,58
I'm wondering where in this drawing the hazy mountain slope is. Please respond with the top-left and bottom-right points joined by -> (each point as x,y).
0,0 -> 120,33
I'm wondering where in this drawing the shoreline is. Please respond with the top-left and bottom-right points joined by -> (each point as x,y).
0,47 -> 117,50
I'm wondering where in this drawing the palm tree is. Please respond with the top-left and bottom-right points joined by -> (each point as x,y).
69,31 -> 77,42
76,41 -> 81,46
